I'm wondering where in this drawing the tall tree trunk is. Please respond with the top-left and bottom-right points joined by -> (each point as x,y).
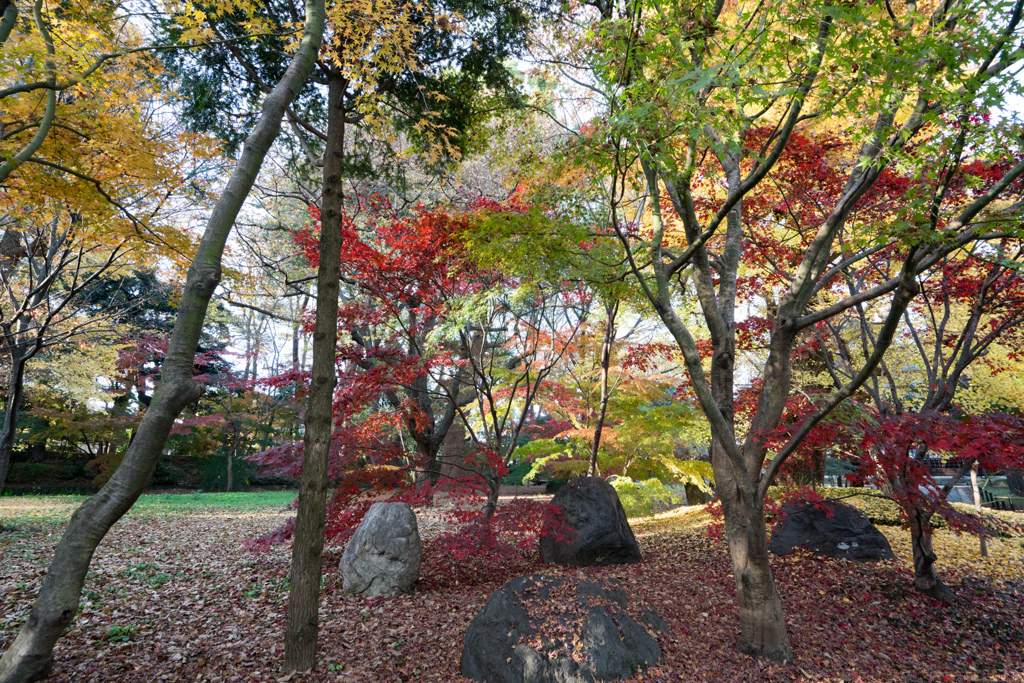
0,351 -> 30,495
282,68 -> 344,674
226,421 -> 240,492
441,418 -> 466,480
0,4 -> 325,680
588,300 -> 617,477
970,461 -> 988,557
712,441 -> 792,661
909,508 -> 952,601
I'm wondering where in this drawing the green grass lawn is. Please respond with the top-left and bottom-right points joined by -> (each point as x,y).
0,490 -> 297,526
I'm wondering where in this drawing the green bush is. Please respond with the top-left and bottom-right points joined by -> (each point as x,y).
502,461 -> 534,486
152,460 -> 186,487
7,463 -> 58,484
55,460 -> 86,481
545,477 -> 569,493
201,453 -> 250,491
611,477 -> 675,518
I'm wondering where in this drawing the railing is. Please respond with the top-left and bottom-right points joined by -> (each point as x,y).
979,487 -> 1018,512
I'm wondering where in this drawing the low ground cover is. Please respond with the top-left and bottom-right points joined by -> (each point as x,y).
1,491 -> 1021,682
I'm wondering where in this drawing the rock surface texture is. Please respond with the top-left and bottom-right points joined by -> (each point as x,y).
540,477 -> 642,566
461,574 -> 668,683
340,501 -> 421,596
768,500 -> 894,562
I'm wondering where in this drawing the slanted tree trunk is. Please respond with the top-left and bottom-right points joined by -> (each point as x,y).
588,299 -> 617,477
0,1 -> 18,47
0,5 -> 325,679
282,67 -> 345,674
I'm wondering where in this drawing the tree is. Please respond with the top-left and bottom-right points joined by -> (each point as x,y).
282,202 -> 484,487
453,271 -> 587,519
0,221 -> 124,493
821,247 -> 1024,599
736,128 -> 1024,597
0,0 -> 228,493
0,0 -> 325,678
545,0 -> 1024,660
162,0 -> 550,669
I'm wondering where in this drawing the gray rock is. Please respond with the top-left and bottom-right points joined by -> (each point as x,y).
461,574 -> 668,683
768,500 -> 893,562
340,501 -> 421,596
540,477 -> 642,566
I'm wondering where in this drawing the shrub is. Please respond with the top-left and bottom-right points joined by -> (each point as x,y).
545,477 -> 569,493
611,477 -> 675,518
502,461 -> 534,486
55,460 -> 85,481
7,463 -> 58,484
152,460 -> 186,487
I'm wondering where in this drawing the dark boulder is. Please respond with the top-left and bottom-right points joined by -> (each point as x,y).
540,477 -> 642,566
684,483 -> 708,505
461,574 -> 668,683
768,500 -> 893,562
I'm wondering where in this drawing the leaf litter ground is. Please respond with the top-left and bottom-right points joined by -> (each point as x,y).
1,493 -> 1022,682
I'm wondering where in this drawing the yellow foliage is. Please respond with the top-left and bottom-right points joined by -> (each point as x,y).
1,1 -> 222,268
630,504 -> 714,534
628,497 -> 1024,583
880,527 -> 1024,579
954,344 -> 1024,415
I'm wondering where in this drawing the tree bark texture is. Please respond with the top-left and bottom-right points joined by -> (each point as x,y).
0,352 -> 29,495
282,69 -> 345,674
712,442 -> 793,661
482,473 -> 501,522
909,510 -> 952,601
0,3 -> 325,679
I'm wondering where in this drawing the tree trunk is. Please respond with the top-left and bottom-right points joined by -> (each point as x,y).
970,461 -> 987,557
588,300 -> 617,477
226,422 -> 239,493
0,4 -> 325,679
0,351 -> 29,495
440,418 -> 467,481
909,509 -> 952,601
482,474 -> 500,522
713,443 -> 792,661
282,68 -> 344,674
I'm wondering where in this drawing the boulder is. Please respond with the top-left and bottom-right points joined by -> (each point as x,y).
340,501 -> 421,596
461,574 -> 668,683
684,483 -> 707,506
768,500 -> 893,562
540,477 -> 642,566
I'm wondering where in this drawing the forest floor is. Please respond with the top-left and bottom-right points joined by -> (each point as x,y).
1,491 -> 1022,682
